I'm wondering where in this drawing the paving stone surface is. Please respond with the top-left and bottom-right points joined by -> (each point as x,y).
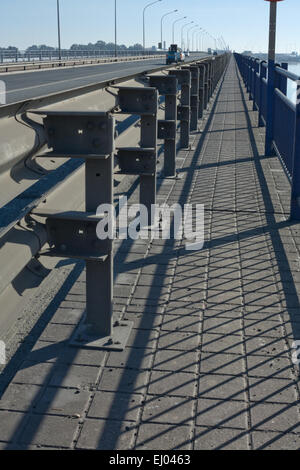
0,56 -> 300,450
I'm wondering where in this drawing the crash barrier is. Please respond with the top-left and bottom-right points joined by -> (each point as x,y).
234,53 -> 300,219
0,53 -> 230,349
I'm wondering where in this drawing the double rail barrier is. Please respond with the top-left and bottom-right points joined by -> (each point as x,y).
234,53 -> 300,219
0,53 -> 229,350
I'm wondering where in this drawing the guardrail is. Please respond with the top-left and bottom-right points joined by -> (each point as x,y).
0,49 -> 164,63
0,53 -> 230,350
234,53 -> 300,220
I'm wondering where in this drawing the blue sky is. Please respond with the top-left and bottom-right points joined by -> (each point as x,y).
1,0 -> 299,53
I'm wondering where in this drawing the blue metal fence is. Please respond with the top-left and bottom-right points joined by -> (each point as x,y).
234,53 -> 300,220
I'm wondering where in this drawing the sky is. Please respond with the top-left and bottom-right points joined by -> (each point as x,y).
0,0 -> 299,53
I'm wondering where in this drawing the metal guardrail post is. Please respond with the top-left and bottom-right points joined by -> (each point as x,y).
30,110 -> 133,350
169,69 -> 191,149
116,87 -> 158,226
149,75 -> 178,178
190,66 -> 200,131
247,57 -> 251,94
258,61 -> 266,127
290,82 -> 300,220
203,63 -> 209,109
253,59 -> 260,111
249,58 -> 254,101
182,65 -> 199,131
207,62 -> 212,101
197,64 -> 206,120
265,60 -> 276,155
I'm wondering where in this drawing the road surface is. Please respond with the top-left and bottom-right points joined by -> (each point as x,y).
1,54 -> 208,104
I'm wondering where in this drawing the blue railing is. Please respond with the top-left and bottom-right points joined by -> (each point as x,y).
234,53 -> 300,220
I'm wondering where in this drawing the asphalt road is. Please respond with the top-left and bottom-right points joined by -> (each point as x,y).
1,53 -> 208,104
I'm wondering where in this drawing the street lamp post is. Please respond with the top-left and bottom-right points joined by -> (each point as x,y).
187,24 -> 198,52
192,28 -> 201,52
57,0 -> 62,61
143,0 -> 162,51
199,29 -> 205,51
172,16 -> 187,44
199,29 -> 206,52
114,0 -> 117,58
181,21 -> 193,51
265,0 -> 284,155
160,9 -> 178,50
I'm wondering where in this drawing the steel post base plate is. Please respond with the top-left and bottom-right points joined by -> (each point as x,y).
70,319 -> 134,351
157,172 -> 183,180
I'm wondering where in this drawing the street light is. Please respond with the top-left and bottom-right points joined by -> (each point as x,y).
160,9 -> 178,50
265,0 -> 284,155
199,29 -> 207,52
56,0 -> 62,61
181,21 -> 193,51
187,24 -> 198,52
192,28 -> 201,52
143,0 -> 162,50
172,16 -> 187,44
197,29 -> 205,52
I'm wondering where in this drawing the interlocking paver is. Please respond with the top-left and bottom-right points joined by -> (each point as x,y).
193,427 -> 249,450
196,398 -> 248,429
19,415 -> 79,447
142,396 -> 194,425
135,423 -> 191,450
76,419 -> 135,450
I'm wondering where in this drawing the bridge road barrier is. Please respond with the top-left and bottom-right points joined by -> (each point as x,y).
182,66 -> 200,132
0,54 -> 230,349
234,53 -> 300,220
116,86 -> 158,227
30,110 -> 134,351
169,69 -> 191,149
149,75 -> 178,178
196,63 -> 206,120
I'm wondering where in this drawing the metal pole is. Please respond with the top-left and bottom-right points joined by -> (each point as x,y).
181,21 -> 193,51
115,0 -> 117,58
187,25 -> 198,52
160,10 -> 178,50
57,0 -> 62,61
172,16 -> 187,44
290,81 -> 300,219
143,0 -> 162,51
265,0 -> 278,155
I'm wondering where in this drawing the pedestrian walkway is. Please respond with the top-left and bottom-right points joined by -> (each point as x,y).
1,57 -> 300,450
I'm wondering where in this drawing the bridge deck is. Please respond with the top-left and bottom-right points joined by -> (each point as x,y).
1,57 -> 300,450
